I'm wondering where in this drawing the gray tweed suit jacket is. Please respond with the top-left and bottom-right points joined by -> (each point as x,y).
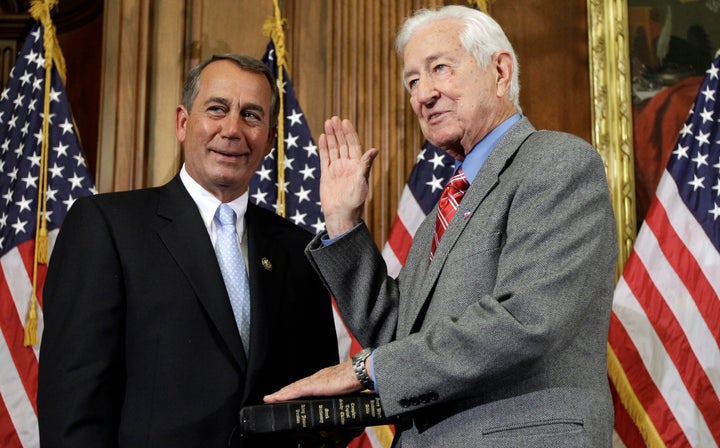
306,118 -> 618,447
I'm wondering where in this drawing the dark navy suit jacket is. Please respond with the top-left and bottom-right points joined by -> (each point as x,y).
38,175 -> 338,447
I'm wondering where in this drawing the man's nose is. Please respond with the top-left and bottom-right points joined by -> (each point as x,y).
221,112 -> 243,138
414,75 -> 438,105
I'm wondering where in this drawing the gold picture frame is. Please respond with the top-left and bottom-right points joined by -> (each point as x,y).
587,0 -> 636,279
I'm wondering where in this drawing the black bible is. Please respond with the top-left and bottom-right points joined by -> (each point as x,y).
238,394 -> 396,434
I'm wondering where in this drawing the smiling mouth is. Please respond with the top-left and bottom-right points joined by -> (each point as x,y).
211,148 -> 247,159
426,111 -> 446,123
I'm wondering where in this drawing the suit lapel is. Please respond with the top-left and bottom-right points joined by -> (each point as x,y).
405,118 -> 536,331
156,176 -> 248,370
241,204 -> 290,399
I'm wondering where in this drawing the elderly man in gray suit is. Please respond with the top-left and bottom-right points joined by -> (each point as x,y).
266,5 -> 617,447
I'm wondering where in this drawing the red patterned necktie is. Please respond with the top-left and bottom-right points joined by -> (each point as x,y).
430,167 -> 470,260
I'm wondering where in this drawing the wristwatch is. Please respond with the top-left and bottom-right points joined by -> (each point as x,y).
352,347 -> 375,391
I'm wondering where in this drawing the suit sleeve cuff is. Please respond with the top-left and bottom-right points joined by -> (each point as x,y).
320,223 -> 364,246
370,351 -> 379,394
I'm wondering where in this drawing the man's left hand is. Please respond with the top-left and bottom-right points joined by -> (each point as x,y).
263,359 -> 361,402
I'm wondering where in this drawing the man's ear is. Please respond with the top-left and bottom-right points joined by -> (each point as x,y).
264,126 -> 278,156
493,51 -> 513,98
176,105 -> 188,142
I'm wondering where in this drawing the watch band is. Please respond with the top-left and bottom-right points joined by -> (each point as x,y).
352,347 -> 375,391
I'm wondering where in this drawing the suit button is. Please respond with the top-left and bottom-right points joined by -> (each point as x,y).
410,397 -> 420,406
429,391 -> 439,401
399,399 -> 410,408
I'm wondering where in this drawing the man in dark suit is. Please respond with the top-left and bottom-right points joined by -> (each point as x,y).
265,5 -> 618,447
38,54 -> 339,447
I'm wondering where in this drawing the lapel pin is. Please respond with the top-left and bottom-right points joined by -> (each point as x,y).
261,257 -> 273,271
463,210 -> 471,219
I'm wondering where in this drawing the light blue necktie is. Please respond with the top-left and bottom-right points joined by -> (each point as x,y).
214,204 -> 251,355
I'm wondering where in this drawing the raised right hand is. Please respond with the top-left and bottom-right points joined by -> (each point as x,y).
318,116 -> 379,238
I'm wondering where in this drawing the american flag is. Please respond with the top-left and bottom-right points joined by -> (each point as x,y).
0,22 -> 96,448
381,141 -> 454,278
609,51 -> 720,447
251,41 -> 325,235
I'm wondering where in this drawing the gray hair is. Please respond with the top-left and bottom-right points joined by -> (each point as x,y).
395,5 -> 521,111
181,54 -> 280,127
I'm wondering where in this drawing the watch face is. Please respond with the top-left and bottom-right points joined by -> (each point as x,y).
354,347 -> 372,362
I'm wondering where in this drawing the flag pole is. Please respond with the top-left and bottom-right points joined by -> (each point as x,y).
262,0 -> 287,217
24,0 -> 66,346
467,0 -> 490,13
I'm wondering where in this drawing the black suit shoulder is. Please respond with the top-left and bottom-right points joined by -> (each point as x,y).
246,202 -> 314,240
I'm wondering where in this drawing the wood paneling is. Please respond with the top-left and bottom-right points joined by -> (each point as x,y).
494,0 -> 591,143
97,0 -> 152,192
146,0 -> 186,186
57,13 -> 103,184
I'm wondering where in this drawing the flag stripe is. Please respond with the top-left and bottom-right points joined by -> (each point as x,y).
622,239 -> 720,444
0,392 -> 25,448
379,243 -> 402,280
0,334 -> 38,448
396,184 -> 428,235
617,256 -> 716,446
649,215 -> 720,331
331,298 -> 354,362
348,424 -> 395,448
0,248 -> 40,407
655,168 -> 720,303
385,216 -> 412,265
644,204 -> 720,351
609,299 -> 690,447
2,240 -> 45,354
638,210 -> 720,399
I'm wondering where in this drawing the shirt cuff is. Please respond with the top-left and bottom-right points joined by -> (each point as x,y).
320,223 -> 363,246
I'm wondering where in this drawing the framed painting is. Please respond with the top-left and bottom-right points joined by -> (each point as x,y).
587,0 -> 636,277
587,0 -> 720,276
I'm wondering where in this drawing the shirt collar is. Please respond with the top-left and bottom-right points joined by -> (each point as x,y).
179,164 -> 249,235
456,113 -> 521,183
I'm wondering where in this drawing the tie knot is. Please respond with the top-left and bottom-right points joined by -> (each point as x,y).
447,168 -> 469,193
215,203 -> 236,226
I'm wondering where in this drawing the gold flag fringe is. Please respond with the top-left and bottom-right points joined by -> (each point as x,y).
262,0 -> 287,217
24,0 -> 66,346
607,344 -> 666,447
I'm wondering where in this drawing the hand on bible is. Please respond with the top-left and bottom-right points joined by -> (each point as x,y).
263,359 -> 362,403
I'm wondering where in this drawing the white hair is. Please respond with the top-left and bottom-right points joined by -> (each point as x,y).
395,5 -> 521,111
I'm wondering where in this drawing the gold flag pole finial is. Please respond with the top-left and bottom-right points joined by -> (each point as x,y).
262,0 -> 287,217
24,0 -> 66,346
467,0 -> 490,13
